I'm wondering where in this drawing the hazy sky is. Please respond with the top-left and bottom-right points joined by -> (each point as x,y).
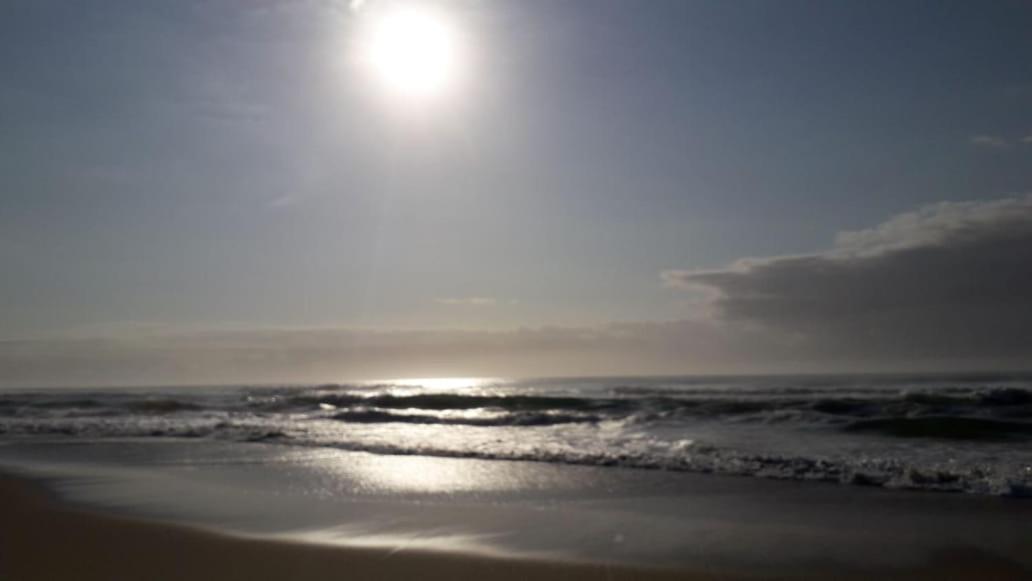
2,0 -> 1032,385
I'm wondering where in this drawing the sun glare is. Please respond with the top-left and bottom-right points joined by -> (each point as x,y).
385,377 -> 492,391
360,5 -> 462,99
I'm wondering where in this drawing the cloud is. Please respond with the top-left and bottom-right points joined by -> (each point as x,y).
970,135 -> 1009,148
434,297 -> 520,307
664,195 -> 1032,363
267,193 -> 302,208
435,297 -> 499,306
1023,134 -> 1032,144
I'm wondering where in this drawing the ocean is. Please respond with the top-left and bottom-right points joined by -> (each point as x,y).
2,374 -> 1031,496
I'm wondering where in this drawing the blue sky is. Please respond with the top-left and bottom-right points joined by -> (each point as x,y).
2,0 -> 1032,383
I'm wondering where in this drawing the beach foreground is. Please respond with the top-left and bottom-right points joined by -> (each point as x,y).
1,467 -> 1030,581
2,377 -> 1031,581
0,474 -> 751,581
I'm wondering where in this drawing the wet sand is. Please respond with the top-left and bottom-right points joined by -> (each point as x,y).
0,474 -> 720,581
2,473 -> 1031,581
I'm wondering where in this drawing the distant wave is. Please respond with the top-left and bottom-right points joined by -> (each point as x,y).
126,399 -> 202,414
269,386 -> 1032,424
3,385 -> 1032,433
330,409 -> 601,427
279,393 -> 634,413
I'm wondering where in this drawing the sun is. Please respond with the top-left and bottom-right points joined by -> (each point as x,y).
360,5 -> 462,99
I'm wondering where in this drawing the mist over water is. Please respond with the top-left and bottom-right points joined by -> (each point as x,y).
2,374 -> 1031,496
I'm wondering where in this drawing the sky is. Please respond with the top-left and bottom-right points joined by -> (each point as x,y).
2,0 -> 1032,386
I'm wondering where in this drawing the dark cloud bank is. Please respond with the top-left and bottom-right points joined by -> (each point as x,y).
665,195 -> 1032,365
4,196 -> 1032,386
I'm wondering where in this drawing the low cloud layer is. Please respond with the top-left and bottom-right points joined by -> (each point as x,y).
664,195 -> 1032,363
968,133 -> 1032,148
970,135 -> 1010,148
0,320 -> 787,387
435,297 -> 501,306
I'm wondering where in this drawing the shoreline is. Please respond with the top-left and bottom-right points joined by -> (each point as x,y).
0,472 -> 719,581
2,470 -> 1031,580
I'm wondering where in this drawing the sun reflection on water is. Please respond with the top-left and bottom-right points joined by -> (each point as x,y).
317,452 -> 535,495
374,377 -> 500,392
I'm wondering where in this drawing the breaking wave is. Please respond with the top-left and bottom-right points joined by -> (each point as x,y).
2,374 -> 1032,497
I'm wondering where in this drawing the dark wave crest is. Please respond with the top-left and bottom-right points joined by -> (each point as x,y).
283,393 -> 635,413
5,384 -> 1032,431
845,417 -> 1032,441
330,409 -> 600,427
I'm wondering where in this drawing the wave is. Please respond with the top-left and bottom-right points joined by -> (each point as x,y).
280,393 -> 635,413
1,412 -> 1030,497
126,399 -> 203,414
845,417 -> 1032,441
330,409 -> 601,427
5,385 -> 1032,428
275,387 -> 1032,422
3,379 -> 1032,497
